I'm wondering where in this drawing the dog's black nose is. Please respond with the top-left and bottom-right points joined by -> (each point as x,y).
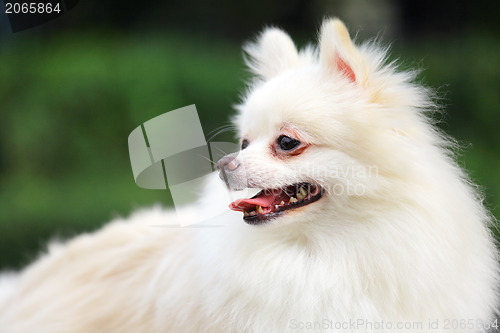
217,154 -> 240,186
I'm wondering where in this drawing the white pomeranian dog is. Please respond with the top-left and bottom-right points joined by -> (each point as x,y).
0,18 -> 498,333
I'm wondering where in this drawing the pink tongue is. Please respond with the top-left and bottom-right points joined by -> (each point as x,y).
229,192 -> 278,211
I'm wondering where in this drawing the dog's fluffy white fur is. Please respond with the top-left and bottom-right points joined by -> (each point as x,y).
0,18 -> 498,332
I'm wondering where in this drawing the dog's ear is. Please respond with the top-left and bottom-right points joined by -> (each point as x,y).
243,27 -> 299,80
319,18 -> 361,84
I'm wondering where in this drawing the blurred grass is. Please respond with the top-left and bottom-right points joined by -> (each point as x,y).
0,33 -> 245,268
0,32 -> 499,269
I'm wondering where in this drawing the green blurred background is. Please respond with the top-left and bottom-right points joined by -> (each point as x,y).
0,0 -> 499,269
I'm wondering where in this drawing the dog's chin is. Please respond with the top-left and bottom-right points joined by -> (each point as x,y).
229,183 -> 324,225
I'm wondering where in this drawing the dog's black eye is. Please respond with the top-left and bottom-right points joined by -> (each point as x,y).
241,139 -> 249,150
278,135 -> 300,151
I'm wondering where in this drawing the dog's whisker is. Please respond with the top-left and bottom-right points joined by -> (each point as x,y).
206,124 -> 237,142
198,154 -> 217,166
206,123 -> 233,136
213,146 -> 232,156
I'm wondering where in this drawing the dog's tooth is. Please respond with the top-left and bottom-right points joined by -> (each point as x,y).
249,210 -> 256,216
256,206 -> 263,214
243,211 -> 249,217
289,197 -> 297,203
280,201 -> 285,205
297,187 -> 308,200
303,186 -> 309,195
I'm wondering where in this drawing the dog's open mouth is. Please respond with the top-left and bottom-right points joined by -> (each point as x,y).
229,183 -> 323,224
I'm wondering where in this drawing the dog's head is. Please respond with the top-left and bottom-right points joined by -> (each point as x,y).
218,18 -> 432,226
